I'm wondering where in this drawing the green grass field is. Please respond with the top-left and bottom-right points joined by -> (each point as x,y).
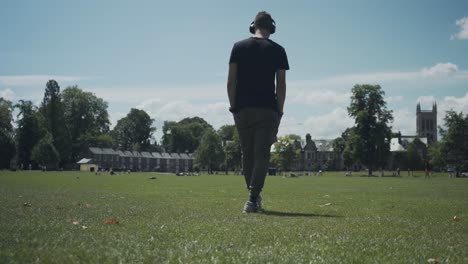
0,171 -> 467,263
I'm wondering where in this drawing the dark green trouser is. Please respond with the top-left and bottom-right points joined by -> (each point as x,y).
233,107 -> 279,191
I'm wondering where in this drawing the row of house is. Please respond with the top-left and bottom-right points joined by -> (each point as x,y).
80,147 -> 194,172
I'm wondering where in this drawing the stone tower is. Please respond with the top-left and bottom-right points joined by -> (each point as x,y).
416,102 -> 437,144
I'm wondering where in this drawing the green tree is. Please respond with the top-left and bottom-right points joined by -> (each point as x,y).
332,128 -> 356,171
31,133 -> 60,169
271,136 -> 301,171
40,80 -> 71,165
112,108 -> 155,151
223,128 -> 241,172
217,124 -> 236,142
439,110 -> 468,176
15,100 -> 44,167
61,86 -> 110,160
0,98 -> 15,169
194,129 -> 224,173
162,117 -> 213,153
285,134 -> 301,141
428,142 -> 445,171
347,84 -> 393,176
332,136 -> 346,155
406,139 -> 424,171
342,145 -> 355,171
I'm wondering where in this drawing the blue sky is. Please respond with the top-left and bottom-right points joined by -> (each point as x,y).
1,0 -> 467,141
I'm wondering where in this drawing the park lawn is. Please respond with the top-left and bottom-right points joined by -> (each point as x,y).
0,171 -> 467,263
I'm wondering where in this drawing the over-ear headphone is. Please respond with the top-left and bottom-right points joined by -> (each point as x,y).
249,19 -> 276,34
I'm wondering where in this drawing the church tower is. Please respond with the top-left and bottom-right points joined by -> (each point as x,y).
416,102 -> 438,144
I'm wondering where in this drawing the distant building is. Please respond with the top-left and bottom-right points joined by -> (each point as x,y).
77,158 -> 97,172
416,102 -> 438,144
382,102 -> 438,170
285,103 -> 436,171
85,147 -> 194,172
282,134 -> 342,171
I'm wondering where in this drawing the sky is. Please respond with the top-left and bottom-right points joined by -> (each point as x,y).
1,0 -> 467,142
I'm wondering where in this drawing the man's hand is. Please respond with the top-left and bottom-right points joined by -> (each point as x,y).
277,111 -> 283,124
227,63 -> 237,109
276,69 -> 286,114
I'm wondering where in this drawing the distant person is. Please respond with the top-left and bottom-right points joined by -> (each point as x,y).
227,11 -> 289,213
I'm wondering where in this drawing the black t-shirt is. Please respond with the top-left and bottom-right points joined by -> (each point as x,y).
229,37 -> 289,111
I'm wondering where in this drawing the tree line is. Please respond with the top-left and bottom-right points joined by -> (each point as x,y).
270,84 -> 467,176
1,81 -> 466,174
0,80 -> 241,171
331,84 -> 467,176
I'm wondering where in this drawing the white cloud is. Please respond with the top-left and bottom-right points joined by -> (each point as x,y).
392,109 -> 416,135
287,63 -> 467,96
0,75 -> 87,87
0,89 -> 15,100
134,98 -> 232,140
386,95 -> 403,103
93,83 -> 225,104
80,62 -> 468,110
416,95 -> 437,107
451,16 -> 468,40
299,108 -> 354,139
290,89 -> 350,105
108,111 -> 127,129
439,93 -> 468,115
421,63 -> 458,77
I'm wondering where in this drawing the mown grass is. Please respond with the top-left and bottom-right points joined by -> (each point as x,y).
0,170 -> 467,263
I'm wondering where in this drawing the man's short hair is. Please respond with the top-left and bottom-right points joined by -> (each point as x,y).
254,11 -> 274,32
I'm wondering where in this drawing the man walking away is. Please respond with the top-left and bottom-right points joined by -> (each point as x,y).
227,11 -> 289,213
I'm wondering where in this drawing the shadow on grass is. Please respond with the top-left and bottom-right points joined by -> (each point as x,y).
261,210 -> 341,218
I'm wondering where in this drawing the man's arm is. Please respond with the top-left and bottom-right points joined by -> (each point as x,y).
227,63 -> 237,109
276,69 -> 286,114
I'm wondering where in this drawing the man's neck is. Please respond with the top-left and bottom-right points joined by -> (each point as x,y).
254,30 -> 270,39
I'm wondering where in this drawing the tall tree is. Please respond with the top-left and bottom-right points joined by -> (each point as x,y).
347,84 -> 393,176
61,86 -> 110,160
15,100 -> 44,168
40,80 -> 71,165
112,108 -> 155,151
439,110 -> 468,176
194,129 -> 224,173
0,98 -> 15,168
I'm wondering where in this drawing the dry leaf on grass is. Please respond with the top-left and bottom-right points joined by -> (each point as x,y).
85,204 -> 91,208
103,218 -> 119,225
453,216 -> 460,221
23,203 -> 31,207
70,219 -> 80,225
319,203 -> 333,207
427,258 -> 439,264
82,225 -> 88,229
